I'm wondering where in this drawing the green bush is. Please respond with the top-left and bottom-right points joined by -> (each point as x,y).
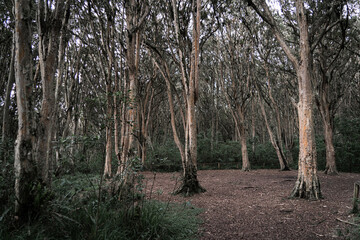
335,117 -> 360,173
251,142 -> 279,169
0,173 -> 202,240
146,141 -> 182,172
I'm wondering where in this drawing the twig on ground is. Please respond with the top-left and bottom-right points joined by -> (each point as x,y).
336,218 -> 360,227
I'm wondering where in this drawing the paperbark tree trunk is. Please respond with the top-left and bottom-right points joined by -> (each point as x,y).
247,0 -> 322,199
171,0 -> 205,195
36,0 -> 70,185
316,51 -> 338,175
116,0 -> 149,176
258,97 -> 289,170
14,0 -> 36,219
103,13 -> 115,178
290,1 -> 321,199
323,119 -> 337,175
238,108 -> 250,171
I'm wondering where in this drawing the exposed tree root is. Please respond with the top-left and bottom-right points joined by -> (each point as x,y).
280,166 -> 291,171
290,175 -> 322,200
324,166 -> 338,175
174,173 -> 206,196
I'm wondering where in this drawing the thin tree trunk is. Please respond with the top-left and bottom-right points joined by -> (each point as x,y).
153,59 -> 186,169
323,116 -> 337,175
104,72 -> 113,178
238,108 -> 250,171
1,35 -> 15,165
317,61 -> 338,175
258,97 -> 289,170
251,99 -> 256,159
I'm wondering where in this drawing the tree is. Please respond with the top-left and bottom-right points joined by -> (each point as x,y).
14,0 -> 36,219
216,21 -> 252,171
313,1 -> 355,175
36,0 -> 70,184
0,0 -> 15,166
246,0 -> 324,199
117,0 -> 150,176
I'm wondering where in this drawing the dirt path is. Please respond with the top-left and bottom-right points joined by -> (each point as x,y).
143,169 -> 359,240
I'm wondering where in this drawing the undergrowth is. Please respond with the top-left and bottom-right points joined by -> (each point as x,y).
0,173 -> 202,240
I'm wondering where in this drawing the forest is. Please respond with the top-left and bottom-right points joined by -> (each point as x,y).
0,0 -> 360,239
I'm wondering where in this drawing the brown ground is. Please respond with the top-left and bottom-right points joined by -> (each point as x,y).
142,169 -> 360,240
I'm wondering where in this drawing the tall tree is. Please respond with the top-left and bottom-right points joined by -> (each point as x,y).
313,1 -> 354,175
36,0 -> 70,184
14,0 -> 36,219
216,17 -> 252,171
170,0 -> 206,194
117,0 -> 150,176
246,0 -> 325,199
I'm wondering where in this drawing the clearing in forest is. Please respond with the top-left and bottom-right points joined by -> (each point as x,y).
143,169 -> 359,240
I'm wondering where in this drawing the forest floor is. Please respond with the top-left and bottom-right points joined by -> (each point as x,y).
142,169 -> 360,240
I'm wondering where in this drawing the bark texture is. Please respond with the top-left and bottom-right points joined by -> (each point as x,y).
36,0 -> 70,185
171,0 -> 205,195
247,0 -> 322,199
14,0 -> 37,218
290,0 -> 321,199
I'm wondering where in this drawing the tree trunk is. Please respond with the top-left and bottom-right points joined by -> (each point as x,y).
248,0 -> 322,199
259,97 -> 290,170
239,109 -> 250,171
172,0 -> 205,195
317,56 -> 338,175
323,120 -> 337,175
104,81 -> 113,177
290,0 -> 321,200
251,99 -> 256,159
36,0 -> 69,185
116,1 -> 149,176
1,35 -> 15,165
14,0 -> 36,219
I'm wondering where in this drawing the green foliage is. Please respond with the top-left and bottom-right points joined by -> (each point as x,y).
55,134 -> 104,175
250,142 -> 279,169
315,135 -> 327,171
146,141 -> 182,172
198,137 -> 241,164
335,117 -> 360,173
0,173 -> 202,240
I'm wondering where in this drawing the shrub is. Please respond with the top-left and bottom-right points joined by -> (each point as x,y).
0,173 -> 202,240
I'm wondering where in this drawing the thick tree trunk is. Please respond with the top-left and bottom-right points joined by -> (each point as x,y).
14,0 -> 36,219
290,0 -> 322,200
290,98 -> 321,199
248,0 -> 322,199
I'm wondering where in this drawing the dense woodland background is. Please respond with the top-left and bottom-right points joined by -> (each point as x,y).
0,0 -> 360,238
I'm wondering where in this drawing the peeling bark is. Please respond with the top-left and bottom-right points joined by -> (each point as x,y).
14,0 -> 36,219
248,0 -> 322,199
36,0 -> 70,185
